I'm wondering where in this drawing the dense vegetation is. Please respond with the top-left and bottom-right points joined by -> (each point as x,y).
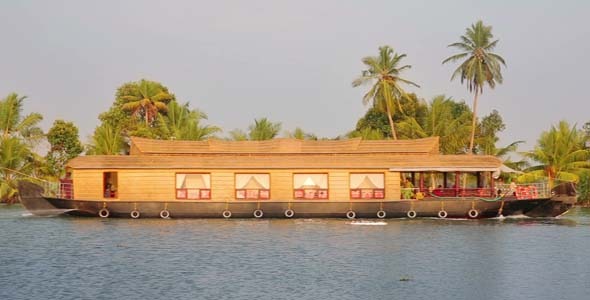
1,20 -> 590,203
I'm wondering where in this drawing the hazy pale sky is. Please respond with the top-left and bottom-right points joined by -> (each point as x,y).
1,0 -> 588,150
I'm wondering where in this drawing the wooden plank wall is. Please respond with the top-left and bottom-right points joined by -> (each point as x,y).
72,169 -> 402,201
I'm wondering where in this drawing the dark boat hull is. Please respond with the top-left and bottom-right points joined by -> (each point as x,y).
19,182 -> 575,219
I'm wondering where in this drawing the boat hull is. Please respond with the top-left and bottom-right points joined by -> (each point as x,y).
19,181 -> 575,219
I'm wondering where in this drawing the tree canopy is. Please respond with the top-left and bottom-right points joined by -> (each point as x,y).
519,121 -> 590,187
89,79 -> 220,154
46,120 -> 83,177
0,93 -> 44,203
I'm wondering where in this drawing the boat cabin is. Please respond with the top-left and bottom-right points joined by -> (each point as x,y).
62,136 -> 504,202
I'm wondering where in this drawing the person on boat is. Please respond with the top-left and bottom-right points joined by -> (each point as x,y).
432,184 -> 443,196
509,179 -> 517,196
495,178 -> 503,197
402,177 -> 415,199
104,183 -> 112,198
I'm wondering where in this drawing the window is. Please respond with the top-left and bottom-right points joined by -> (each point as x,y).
235,174 -> 270,200
294,174 -> 328,200
176,173 -> 211,200
103,172 -> 118,199
350,173 -> 385,199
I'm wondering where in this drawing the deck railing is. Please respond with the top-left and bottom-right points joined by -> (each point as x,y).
401,182 -> 550,200
496,182 -> 549,199
41,181 -> 73,199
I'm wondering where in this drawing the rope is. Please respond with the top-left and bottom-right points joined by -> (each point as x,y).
427,191 -> 505,202
498,200 -> 505,216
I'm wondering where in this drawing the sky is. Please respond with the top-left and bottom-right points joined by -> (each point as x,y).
1,0 -> 589,150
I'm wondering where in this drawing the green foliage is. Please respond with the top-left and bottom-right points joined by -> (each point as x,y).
46,120 -> 83,176
92,79 -> 219,150
386,95 -> 472,153
495,141 -> 527,179
443,20 -> 506,153
159,101 -> 221,140
86,123 -> 126,155
227,118 -> 282,141
0,93 -> 43,144
347,127 -> 385,140
576,171 -> 590,204
519,121 -> 590,187
352,45 -> 419,139
285,127 -> 318,140
228,129 -> 248,141
119,79 -> 175,126
351,107 -> 391,138
0,93 -> 45,203
476,109 -> 506,154
249,118 -> 282,140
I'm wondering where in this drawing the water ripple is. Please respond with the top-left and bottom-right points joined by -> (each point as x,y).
1,206 -> 589,300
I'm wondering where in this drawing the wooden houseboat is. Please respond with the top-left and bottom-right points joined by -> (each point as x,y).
19,136 -> 576,219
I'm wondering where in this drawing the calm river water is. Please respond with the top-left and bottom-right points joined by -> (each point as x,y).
1,205 -> 589,300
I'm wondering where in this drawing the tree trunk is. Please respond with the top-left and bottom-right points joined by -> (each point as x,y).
386,105 -> 397,140
468,89 -> 479,154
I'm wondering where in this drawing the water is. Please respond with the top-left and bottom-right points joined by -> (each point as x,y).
1,205 -> 590,300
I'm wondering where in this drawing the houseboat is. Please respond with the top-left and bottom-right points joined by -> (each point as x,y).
18,136 -> 576,219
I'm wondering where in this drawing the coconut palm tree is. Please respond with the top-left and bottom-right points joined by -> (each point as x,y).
0,93 -> 43,143
347,127 -> 385,140
285,127 -> 318,140
120,79 -> 175,126
0,137 -> 36,203
228,129 -> 248,141
352,46 -> 419,139
86,123 -> 126,155
395,95 -> 472,154
443,20 -> 506,154
160,101 -> 221,140
519,121 -> 590,188
248,118 -> 281,141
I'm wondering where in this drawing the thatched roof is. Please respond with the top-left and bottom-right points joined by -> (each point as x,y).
67,153 -> 501,171
129,136 -> 440,155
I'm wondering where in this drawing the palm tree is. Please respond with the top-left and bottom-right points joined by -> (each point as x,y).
396,95 -> 472,154
160,101 -> 221,140
87,123 -> 126,155
285,127 -> 318,140
228,129 -> 248,141
352,46 -> 419,139
0,93 -> 43,143
120,80 -> 175,126
347,127 -> 385,140
519,121 -> 590,188
248,118 -> 281,141
443,20 -> 506,154
0,137 -> 35,203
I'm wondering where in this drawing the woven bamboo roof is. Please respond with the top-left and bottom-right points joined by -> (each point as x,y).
129,136 -> 440,155
67,153 -> 501,171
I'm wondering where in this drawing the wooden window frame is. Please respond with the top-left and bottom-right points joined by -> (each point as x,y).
234,173 -> 271,200
103,171 -> 118,199
293,173 -> 329,200
175,173 -> 211,200
349,173 -> 385,200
